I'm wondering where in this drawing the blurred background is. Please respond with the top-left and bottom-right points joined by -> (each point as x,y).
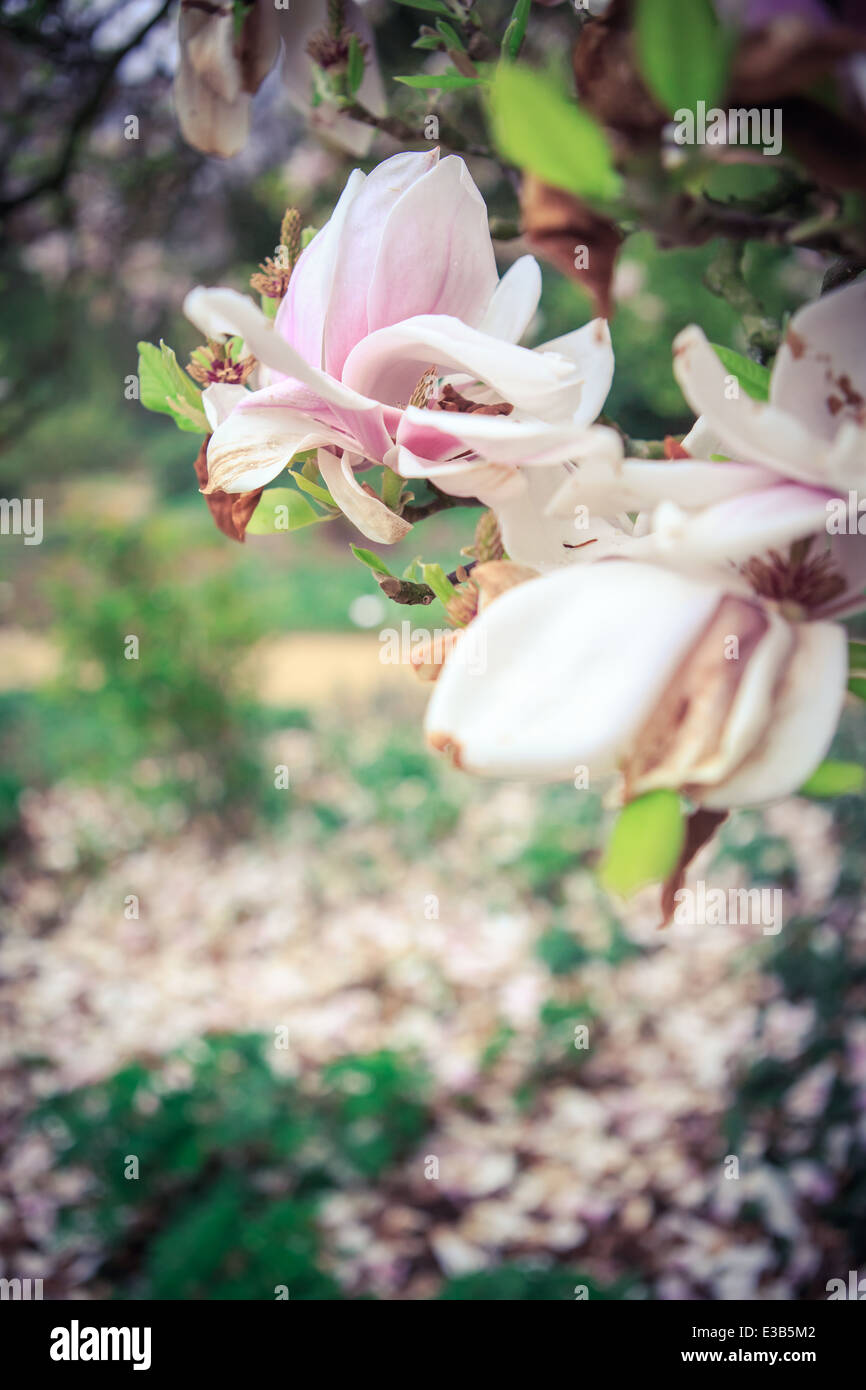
1,0 -> 866,1301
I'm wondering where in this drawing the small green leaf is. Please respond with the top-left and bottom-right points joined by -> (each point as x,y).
422,562 -> 457,607
395,70 -> 481,91
436,19 -> 465,51
290,469 -> 337,509
848,676 -> 866,701
634,0 -> 731,117
402,556 -> 423,582
392,0 -> 453,13
381,466 -> 405,513
599,790 -> 685,899
347,33 -> 365,96
351,544 -> 397,578
412,35 -> 444,50
246,488 -> 327,534
137,340 -> 208,434
488,63 -> 621,202
800,760 -> 865,798
710,345 -> 771,401
502,0 -> 531,61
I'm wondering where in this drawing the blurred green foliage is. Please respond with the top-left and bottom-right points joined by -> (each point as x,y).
34,1035 -> 430,1300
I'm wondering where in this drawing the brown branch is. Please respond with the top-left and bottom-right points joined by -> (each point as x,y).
341,100 -> 493,162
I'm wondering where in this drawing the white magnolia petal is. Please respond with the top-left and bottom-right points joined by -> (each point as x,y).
341,314 -> 582,416
424,561 -> 722,779
771,278 -> 866,444
549,454 -> 771,518
533,319 -> 614,426
680,415 -> 728,458
477,256 -> 543,344
388,445 -> 527,506
672,325 -> 832,486
180,7 -> 241,101
184,288 -> 393,461
396,406 -> 613,468
702,622 -> 848,808
202,383 -> 250,431
206,407 -> 331,493
648,483 -> 834,567
497,465 -> 627,570
317,449 -> 412,543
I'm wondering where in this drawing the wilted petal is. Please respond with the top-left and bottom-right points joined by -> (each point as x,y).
317,448 -> 412,543
771,278 -> 866,444
206,407 -> 325,493
701,621 -> 848,808
672,325 -> 836,487
425,561 -> 722,779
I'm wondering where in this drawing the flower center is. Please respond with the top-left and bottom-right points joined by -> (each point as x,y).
740,539 -> 846,614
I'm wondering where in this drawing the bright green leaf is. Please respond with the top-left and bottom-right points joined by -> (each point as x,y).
392,0 -> 453,13
634,0 -> 731,117
488,63 -> 621,202
436,19 -> 465,51
422,562 -> 457,607
290,469 -> 337,509
395,70 -> 481,91
848,676 -> 866,701
351,544 -> 397,578
347,34 -> 365,96
246,488 -> 327,534
800,760 -> 865,798
848,640 -> 866,673
599,790 -> 685,899
502,0 -> 531,61
137,340 -> 208,434
709,345 -> 771,401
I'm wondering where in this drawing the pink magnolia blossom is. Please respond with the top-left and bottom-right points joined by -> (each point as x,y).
184,149 -> 616,543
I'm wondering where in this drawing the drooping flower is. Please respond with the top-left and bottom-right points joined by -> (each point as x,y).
174,0 -> 384,159
424,558 -> 848,809
183,149 -> 616,543
424,281 -> 866,807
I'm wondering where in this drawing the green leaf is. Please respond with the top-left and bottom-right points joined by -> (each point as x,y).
488,63 -> 621,202
381,466 -> 405,513
800,760 -> 865,798
347,33 -> 365,96
351,545 -> 397,578
436,19 -> 465,51
392,0 -> 453,13
402,556 -> 423,582
634,0 -> 731,117
245,488 -> 327,534
422,562 -> 457,607
412,35 -> 444,50
599,790 -> 685,899
290,469 -> 337,509
395,70 -> 481,91
848,676 -> 866,701
137,340 -> 208,434
848,640 -> 866,673
710,345 -> 771,401
502,0 -> 531,61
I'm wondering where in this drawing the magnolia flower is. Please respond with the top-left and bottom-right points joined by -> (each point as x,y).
184,149 -> 616,543
544,280 -> 866,617
425,281 -> 866,807
174,0 -> 384,159
425,558 -> 848,809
